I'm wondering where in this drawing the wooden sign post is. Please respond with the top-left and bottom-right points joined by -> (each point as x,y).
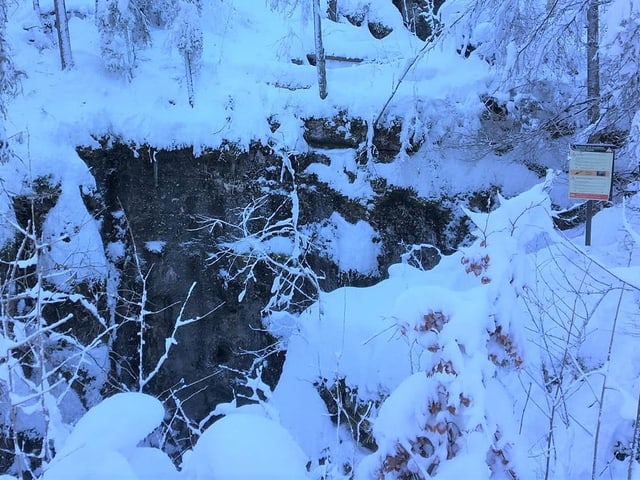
568,144 -> 615,246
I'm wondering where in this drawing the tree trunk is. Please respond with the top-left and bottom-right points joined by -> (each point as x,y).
53,0 -> 73,70
185,53 -> 194,107
0,124 -> 8,164
586,0 -> 599,127
312,0 -> 327,99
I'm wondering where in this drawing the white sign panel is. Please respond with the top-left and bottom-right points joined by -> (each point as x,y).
569,144 -> 615,201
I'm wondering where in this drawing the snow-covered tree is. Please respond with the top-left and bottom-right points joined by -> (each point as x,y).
0,196 -> 110,476
0,1 -> 18,164
441,0 -> 584,86
95,0 -> 150,79
417,0 -> 630,157
138,0 -> 174,27
598,0 -> 640,145
170,0 -> 203,107
460,0 -> 638,147
0,2 -> 17,103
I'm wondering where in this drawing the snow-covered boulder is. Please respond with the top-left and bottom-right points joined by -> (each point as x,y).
180,413 -> 309,479
42,392 -> 177,480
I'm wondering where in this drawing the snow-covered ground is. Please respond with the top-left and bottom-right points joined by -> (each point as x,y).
2,0 -> 549,208
1,0 -> 640,478
15,177 -> 639,479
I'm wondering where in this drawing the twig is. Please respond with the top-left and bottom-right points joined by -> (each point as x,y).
591,286 -> 625,480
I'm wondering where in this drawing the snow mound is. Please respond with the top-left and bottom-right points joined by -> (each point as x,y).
43,393 -> 173,480
181,413 -> 309,479
43,448 -> 137,480
125,447 -> 181,480
57,392 -> 164,454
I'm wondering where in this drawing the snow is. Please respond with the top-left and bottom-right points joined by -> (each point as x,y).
0,178 -> 17,248
43,449 -> 138,480
305,148 -> 375,200
2,0 -> 640,478
144,240 -> 167,254
4,0 -> 542,199
270,178 -> 640,478
125,447 -> 181,480
53,392 -> 164,455
180,413 -> 309,479
40,185 -> 108,290
42,392 -> 173,480
10,177 -> 640,478
310,211 -> 381,275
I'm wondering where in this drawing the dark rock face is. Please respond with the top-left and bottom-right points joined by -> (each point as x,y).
78,116 -> 463,432
368,21 -> 393,40
371,188 -> 453,267
302,114 -> 420,163
79,143 -> 286,422
303,113 -> 367,149
11,176 -> 62,237
392,0 -> 446,41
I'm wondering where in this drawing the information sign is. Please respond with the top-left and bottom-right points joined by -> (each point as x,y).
568,144 -> 615,201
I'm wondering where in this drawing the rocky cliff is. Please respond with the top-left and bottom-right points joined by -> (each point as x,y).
75,115 -> 473,427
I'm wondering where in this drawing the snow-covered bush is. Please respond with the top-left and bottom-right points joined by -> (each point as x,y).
353,178 -> 556,478
268,176 -> 640,478
0,185 -> 111,477
200,158 -> 322,315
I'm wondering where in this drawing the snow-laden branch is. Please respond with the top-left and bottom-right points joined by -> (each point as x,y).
138,282 -> 221,391
197,164 -> 323,315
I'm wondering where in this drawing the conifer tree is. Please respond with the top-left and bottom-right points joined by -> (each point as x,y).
0,1 -> 18,164
95,0 -> 150,79
598,0 -> 640,143
171,0 -> 203,107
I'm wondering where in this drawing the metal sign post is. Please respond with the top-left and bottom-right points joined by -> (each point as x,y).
568,144 -> 615,246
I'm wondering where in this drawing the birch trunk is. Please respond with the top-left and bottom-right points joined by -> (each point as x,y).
53,0 -> 73,69
312,0 -> 327,99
